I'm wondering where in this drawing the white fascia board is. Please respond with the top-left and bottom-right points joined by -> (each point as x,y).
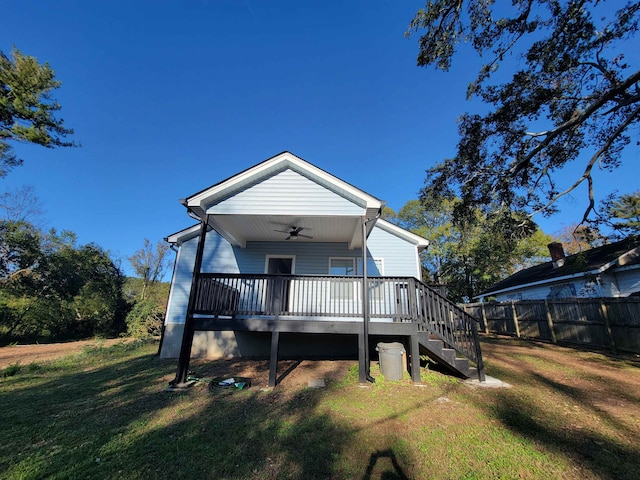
611,263 -> 640,273
348,221 -> 362,250
165,224 -> 200,246
375,219 -> 430,251
185,151 -> 384,213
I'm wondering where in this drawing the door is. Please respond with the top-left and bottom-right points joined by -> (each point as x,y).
265,256 -> 294,313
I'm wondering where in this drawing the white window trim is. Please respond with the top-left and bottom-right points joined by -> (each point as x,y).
357,257 -> 384,276
328,257 -> 356,276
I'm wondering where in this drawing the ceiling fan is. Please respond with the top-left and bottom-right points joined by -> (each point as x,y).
274,226 -> 313,240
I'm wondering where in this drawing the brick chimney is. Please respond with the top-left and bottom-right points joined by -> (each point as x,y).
548,242 -> 565,268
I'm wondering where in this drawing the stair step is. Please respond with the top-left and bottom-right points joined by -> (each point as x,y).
440,348 -> 456,364
426,339 -> 443,355
454,357 -> 470,371
418,332 -> 480,379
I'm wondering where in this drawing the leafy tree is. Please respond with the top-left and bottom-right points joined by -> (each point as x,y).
0,47 -> 75,177
0,224 -> 127,340
407,1 -> 640,224
0,220 -> 41,282
392,198 -> 553,301
380,206 -> 397,220
0,186 -> 44,224
124,279 -> 169,338
127,238 -> 170,300
125,239 -> 171,338
395,198 -> 457,283
555,223 -> 606,254
604,190 -> 640,236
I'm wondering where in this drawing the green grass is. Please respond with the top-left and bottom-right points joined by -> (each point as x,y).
1,339 -> 639,479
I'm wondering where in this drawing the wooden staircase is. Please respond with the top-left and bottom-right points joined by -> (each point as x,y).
412,280 -> 485,382
418,334 -> 480,379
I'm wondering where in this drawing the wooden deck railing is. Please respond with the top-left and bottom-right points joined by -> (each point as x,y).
193,273 -> 483,368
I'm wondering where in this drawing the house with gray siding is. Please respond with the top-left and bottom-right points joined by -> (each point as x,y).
161,151 -> 485,386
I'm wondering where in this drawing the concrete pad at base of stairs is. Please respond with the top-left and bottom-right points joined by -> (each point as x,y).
464,375 -> 511,388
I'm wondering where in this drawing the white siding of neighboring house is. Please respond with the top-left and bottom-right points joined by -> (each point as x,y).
207,169 -> 364,216
494,276 -> 616,302
610,265 -> 640,296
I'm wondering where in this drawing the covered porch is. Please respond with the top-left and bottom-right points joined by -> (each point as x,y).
164,152 -> 484,387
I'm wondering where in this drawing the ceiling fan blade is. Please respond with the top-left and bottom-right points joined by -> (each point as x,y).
274,229 -> 291,234
285,235 -> 292,240
298,234 -> 314,239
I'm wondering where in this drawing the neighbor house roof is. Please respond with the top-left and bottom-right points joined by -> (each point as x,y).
478,236 -> 640,298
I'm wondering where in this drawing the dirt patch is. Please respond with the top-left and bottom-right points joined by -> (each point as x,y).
0,338 -> 137,369
186,357 -> 356,394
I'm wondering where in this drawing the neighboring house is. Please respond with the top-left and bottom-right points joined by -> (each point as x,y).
477,237 -> 640,302
161,151 -> 484,386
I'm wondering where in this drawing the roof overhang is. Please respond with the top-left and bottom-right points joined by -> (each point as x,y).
375,219 -> 429,251
177,151 -> 386,249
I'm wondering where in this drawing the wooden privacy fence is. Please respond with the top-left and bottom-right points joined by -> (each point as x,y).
462,298 -> 640,354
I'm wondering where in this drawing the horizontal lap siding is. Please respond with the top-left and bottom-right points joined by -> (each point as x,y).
234,242 -> 361,274
165,231 -> 240,326
366,227 -> 419,278
208,169 -> 364,215
614,268 -> 640,296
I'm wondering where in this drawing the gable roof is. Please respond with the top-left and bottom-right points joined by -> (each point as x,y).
175,151 -> 390,249
183,151 -> 384,219
479,236 -> 640,298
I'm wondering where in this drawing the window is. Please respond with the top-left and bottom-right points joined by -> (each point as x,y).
329,258 -> 356,300
357,257 -> 384,276
329,258 -> 355,276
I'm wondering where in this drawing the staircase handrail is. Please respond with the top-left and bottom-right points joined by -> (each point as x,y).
411,279 -> 485,380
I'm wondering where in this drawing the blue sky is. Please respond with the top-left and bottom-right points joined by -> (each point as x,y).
2,1 -> 638,277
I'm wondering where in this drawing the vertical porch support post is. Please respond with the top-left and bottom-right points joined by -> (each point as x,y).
410,328 -> 421,383
269,331 -> 280,387
359,216 -> 374,383
172,214 -> 210,386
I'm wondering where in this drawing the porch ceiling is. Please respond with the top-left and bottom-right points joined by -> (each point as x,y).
208,214 -> 365,248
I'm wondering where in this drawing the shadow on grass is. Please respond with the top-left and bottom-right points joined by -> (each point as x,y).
475,337 -> 640,480
486,390 -> 639,480
0,344 -> 357,479
362,449 -> 409,480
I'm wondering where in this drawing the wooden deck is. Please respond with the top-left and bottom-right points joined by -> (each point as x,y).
173,274 -> 485,386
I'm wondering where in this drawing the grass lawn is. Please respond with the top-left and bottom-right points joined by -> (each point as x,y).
1,337 -> 639,479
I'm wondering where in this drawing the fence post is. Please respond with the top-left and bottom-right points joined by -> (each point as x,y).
544,300 -> 557,344
511,301 -> 521,338
481,303 -> 489,334
599,299 -> 618,354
